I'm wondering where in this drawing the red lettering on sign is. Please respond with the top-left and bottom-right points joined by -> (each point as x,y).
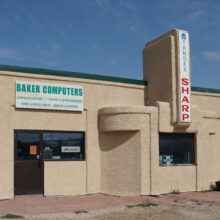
182,86 -> 189,94
182,114 -> 189,121
182,96 -> 189,103
182,78 -> 189,86
182,105 -> 189,112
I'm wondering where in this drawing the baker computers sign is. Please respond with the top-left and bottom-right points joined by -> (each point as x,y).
16,81 -> 83,111
178,30 -> 191,123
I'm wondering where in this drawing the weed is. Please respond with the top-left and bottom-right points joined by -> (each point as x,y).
1,214 -> 24,219
174,200 -> 178,202
149,195 -> 160,198
209,183 -> 217,191
102,193 -> 120,197
197,202 -> 202,205
136,200 -> 158,207
75,210 -> 88,214
200,183 -> 217,192
170,189 -> 180,194
127,200 -> 158,208
200,189 -> 211,193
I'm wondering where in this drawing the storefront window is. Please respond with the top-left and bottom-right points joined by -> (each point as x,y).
159,133 -> 195,166
43,132 -> 85,161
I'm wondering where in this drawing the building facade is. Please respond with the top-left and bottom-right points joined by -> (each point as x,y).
0,29 -> 219,200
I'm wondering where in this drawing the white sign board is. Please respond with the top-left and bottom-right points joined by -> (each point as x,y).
16,80 -> 83,111
178,30 -> 191,123
61,146 -> 80,153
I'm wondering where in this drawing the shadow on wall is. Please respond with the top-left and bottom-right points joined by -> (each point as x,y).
98,131 -> 142,195
99,131 -> 139,152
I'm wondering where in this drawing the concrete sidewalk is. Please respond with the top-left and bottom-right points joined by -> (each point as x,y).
0,192 -> 220,216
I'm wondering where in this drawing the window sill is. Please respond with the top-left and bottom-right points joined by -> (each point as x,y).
159,164 -> 196,167
43,159 -> 85,162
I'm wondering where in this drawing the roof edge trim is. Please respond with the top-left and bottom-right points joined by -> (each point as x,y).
0,64 -> 147,86
191,86 -> 220,94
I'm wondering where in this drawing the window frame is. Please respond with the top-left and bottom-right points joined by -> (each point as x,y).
159,133 -> 196,166
15,130 -> 86,162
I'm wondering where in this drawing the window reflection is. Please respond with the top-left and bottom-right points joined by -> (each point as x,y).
43,132 -> 84,161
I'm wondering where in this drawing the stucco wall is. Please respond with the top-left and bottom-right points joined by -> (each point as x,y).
0,70 -> 219,199
142,29 -> 220,194
191,92 -> 220,112
99,106 -> 157,196
44,161 -> 86,196
0,71 -> 145,200
100,131 -> 142,195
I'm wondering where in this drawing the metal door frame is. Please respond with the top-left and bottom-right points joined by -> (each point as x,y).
14,130 -> 44,195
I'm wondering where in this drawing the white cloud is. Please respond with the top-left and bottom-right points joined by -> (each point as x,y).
0,48 -> 23,60
188,9 -> 207,20
130,25 -> 136,32
95,0 -> 140,31
95,0 -> 109,9
44,60 -> 61,67
91,44 -> 98,51
203,51 -> 220,61
108,59 -> 118,66
37,42 -> 60,59
119,1 -> 136,12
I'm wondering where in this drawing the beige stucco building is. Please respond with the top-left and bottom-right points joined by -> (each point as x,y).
0,29 -> 219,200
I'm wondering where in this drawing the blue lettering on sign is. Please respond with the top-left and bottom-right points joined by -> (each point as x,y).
182,33 -> 186,40
181,32 -> 187,73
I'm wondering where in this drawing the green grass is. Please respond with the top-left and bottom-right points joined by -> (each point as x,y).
1,214 -> 24,219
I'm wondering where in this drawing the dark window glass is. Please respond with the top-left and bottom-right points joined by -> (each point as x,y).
17,133 -> 40,160
159,133 -> 195,165
43,132 -> 85,161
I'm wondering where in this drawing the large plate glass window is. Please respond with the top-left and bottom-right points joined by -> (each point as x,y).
159,133 -> 195,166
43,132 -> 85,161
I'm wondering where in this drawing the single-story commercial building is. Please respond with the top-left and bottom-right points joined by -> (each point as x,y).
0,29 -> 219,200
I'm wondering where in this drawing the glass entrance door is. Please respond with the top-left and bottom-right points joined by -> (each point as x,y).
14,132 -> 43,195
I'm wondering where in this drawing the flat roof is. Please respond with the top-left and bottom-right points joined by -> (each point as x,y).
191,86 -> 220,94
0,64 -> 219,94
0,64 -> 146,86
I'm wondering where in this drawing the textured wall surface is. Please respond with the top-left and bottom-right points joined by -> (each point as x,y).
99,106 -> 156,196
44,161 -> 86,196
0,71 -> 145,199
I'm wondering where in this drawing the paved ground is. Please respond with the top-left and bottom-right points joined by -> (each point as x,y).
0,192 -> 220,219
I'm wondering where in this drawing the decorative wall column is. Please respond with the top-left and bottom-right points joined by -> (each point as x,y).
143,29 -> 191,127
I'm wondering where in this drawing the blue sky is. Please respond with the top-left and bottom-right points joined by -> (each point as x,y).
0,0 -> 219,88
